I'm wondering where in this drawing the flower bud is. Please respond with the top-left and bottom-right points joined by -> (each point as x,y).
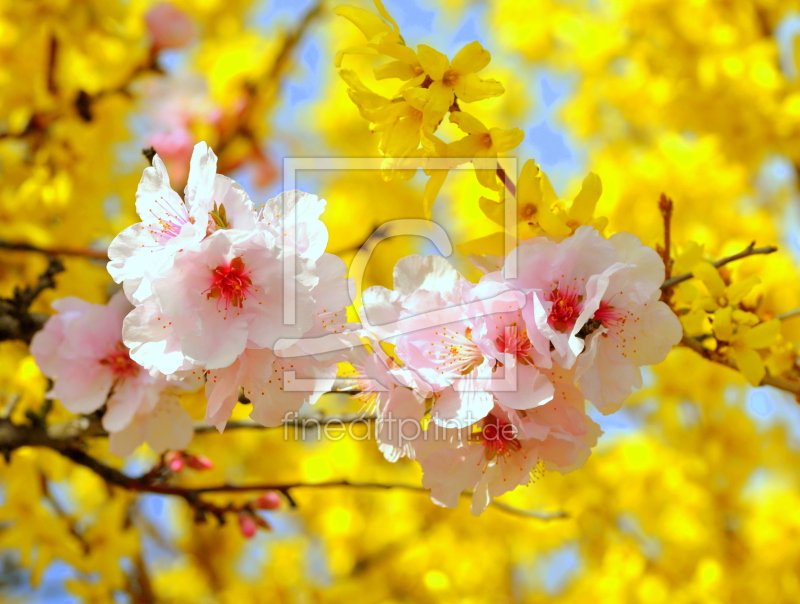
165,451 -> 185,472
254,492 -> 282,510
186,454 -> 214,471
238,512 -> 258,539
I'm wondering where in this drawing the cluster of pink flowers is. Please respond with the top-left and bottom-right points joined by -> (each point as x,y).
358,227 -> 681,513
33,143 -> 353,449
31,292 -> 194,455
31,142 -> 682,514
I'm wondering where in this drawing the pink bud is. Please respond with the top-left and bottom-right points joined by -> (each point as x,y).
165,451 -> 184,472
187,455 -> 213,470
238,513 -> 258,539
254,492 -> 282,510
145,3 -> 194,51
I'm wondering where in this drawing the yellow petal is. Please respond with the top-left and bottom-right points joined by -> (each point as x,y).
732,347 -> 765,387
478,195 -> 504,227
416,44 -> 449,80
422,170 -> 448,218
340,70 -> 392,113
692,262 -> 726,299
334,6 -> 393,41
380,42 -> 418,65
450,40 -> 491,74
727,275 -> 760,306
334,45 -> 379,68
421,80 -> 453,133
402,87 -> 428,111
732,309 -> 759,326
681,308 -> 707,337
516,159 -> 538,207
488,126 -> 524,152
453,72 -> 504,103
743,319 -> 780,349
385,115 -> 421,157
568,172 -> 602,224
712,306 -> 734,341
366,100 -> 412,125
373,0 -> 400,32
449,111 -> 488,134
517,160 -> 569,237
538,210 -> 572,237
447,133 -> 484,159
473,148 -> 500,190
374,60 -> 417,80
398,72 -> 428,91
421,130 -> 448,157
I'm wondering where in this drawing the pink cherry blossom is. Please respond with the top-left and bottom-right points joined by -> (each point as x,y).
340,346 -> 431,462
30,292 -> 193,456
416,366 -> 601,515
499,226 -> 681,413
124,227 -> 314,372
108,142 -> 255,304
501,226 -> 622,369
361,255 -> 554,429
574,232 -> 683,413
114,144 -> 357,430
198,251 -> 356,430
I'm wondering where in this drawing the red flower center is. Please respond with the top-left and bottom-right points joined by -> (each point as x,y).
204,257 -> 253,310
547,287 -> 581,331
495,323 -> 534,364
593,300 -> 620,325
99,344 -> 140,379
478,415 -> 522,462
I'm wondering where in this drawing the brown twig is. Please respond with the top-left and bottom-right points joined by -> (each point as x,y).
0,416 -> 566,522
0,240 -> 108,261
661,242 -> 778,290
496,163 -> 517,198
680,335 -> 800,395
0,256 -> 65,343
658,193 -> 673,280
193,414 -> 376,434
214,0 -> 323,167
39,471 -> 91,554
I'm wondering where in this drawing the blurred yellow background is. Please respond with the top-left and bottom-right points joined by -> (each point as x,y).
2,0 -> 800,601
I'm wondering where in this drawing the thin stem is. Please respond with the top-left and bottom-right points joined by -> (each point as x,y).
496,163 -> 517,198
777,308 -> 800,321
0,417 -> 566,522
661,242 -> 778,290
680,335 -> 800,395
0,240 -> 108,261
659,193 -> 673,281
193,414 -> 376,434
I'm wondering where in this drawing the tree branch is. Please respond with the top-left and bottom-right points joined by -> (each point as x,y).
0,416 -> 566,523
658,193 -> 673,281
680,335 -> 800,395
0,255 -> 64,343
496,163 -> 517,198
193,414 -> 376,434
0,240 -> 108,261
661,242 -> 778,290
